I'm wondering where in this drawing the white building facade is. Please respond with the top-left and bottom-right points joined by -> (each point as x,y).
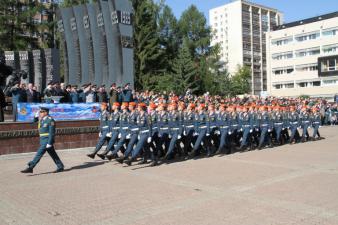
266,12 -> 338,99
209,0 -> 283,95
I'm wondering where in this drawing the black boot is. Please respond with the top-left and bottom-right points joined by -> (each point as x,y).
97,153 -> 106,160
86,153 -> 96,159
21,167 -> 33,173
116,157 -> 125,164
124,158 -> 133,166
53,168 -> 64,173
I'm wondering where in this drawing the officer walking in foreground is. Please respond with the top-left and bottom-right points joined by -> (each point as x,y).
21,107 -> 64,173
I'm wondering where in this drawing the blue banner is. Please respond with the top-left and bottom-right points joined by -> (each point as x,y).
17,103 -> 101,122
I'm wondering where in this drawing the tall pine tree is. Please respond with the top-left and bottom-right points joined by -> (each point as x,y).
171,39 -> 198,95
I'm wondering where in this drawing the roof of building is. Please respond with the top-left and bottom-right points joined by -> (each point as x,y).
274,11 -> 338,31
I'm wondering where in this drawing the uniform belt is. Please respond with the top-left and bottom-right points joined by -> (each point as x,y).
39,133 -> 49,137
122,127 -> 129,130
140,130 -> 149,134
210,126 -> 217,129
262,124 -> 269,126
171,128 -> 180,130
186,125 -> 194,128
199,126 -> 207,129
243,125 -> 251,127
291,122 -> 298,124
113,127 -> 120,130
303,121 -> 310,123
313,122 -> 320,124
232,125 -> 238,127
220,126 -> 229,129
160,127 -> 169,130
131,128 -> 139,131
102,126 -> 109,128
274,122 -> 283,125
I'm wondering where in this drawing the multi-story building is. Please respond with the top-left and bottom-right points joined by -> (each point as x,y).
266,11 -> 338,99
209,0 -> 283,95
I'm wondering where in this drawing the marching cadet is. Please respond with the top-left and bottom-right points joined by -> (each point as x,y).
257,106 -> 273,149
272,106 -> 284,146
190,103 -> 207,157
239,105 -> 253,151
205,103 -> 218,156
21,107 -> 64,173
123,103 -> 153,166
156,103 -> 170,158
228,105 -> 240,150
87,102 -> 110,159
99,102 -> 121,160
183,103 -> 196,155
288,106 -> 300,144
281,106 -> 290,143
148,102 -> 159,158
299,106 -> 311,142
215,104 -> 230,154
116,102 -> 138,163
176,102 -> 186,157
310,107 -> 323,141
165,102 -> 180,160
110,102 -> 130,157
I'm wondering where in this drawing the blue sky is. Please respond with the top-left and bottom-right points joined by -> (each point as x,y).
164,0 -> 338,24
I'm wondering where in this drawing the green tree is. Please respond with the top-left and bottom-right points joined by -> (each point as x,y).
178,5 -> 211,60
171,39 -> 198,94
0,0 -> 44,50
132,0 -> 165,90
230,65 -> 251,96
157,4 -> 180,72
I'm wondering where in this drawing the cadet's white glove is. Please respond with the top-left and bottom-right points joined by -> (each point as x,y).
126,134 -> 131,139
193,132 -> 198,136
215,130 -> 220,135
118,133 -> 122,138
34,111 -> 39,118
298,126 -> 302,129
147,137 -> 152,143
158,134 -> 162,138
169,134 -> 172,138
268,129 -> 271,132
250,129 -> 253,133
256,128 -> 259,132
183,131 -> 187,136
99,132 -> 102,137
46,144 -> 52,148
138,135 -> 141,140
106,132 -> 112,138
206,133 -> 210,137
228,131 -> 232,135
240,128 -> 243,132
178,135 -> 182,140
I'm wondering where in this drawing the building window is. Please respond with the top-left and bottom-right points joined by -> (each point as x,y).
272,67 -> 294,75
271,37 -> 293,46
284,83 -> 294,89
298,82 -> 308,88
272,52 -> 293,60
322,80 -> 337,86
312,81 -> 321,87
321,58 -> 338,72
295,32 -> 320,42
322,27 -> 338,37
295,63 -> 318,72
295,47 -> 320,58
322,44 -> 338,55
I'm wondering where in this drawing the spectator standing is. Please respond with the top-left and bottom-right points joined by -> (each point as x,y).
121,83 -> 132,102
26,83 -> 39,103
70,85 -> 79,103
33,86 -> 41,102
109,83 -> 119,106
97,85 -> 108,103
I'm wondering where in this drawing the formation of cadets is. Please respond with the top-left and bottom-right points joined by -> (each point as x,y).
87,101 -> 324,167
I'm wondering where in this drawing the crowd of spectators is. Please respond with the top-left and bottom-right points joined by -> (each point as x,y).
2,80 -> 338,125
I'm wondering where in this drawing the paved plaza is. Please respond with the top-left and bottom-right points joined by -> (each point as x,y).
1,126 -> 338,225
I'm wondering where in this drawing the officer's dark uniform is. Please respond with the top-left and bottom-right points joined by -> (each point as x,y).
239,110 -> 253,150
21,108 -> 64,173
288,109 -> 300,143
311,109 -> 322,140
272,109 -> 284,145
183,108 -> 195,154
300,109 -> 311,142
191,109 -> 207,157
112,109 -> 130,156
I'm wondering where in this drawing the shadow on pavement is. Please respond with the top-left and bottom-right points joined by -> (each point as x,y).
28,161 -> 107,176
